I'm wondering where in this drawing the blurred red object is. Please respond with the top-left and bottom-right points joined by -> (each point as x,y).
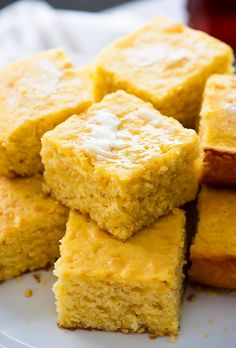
187,0 -> 236,48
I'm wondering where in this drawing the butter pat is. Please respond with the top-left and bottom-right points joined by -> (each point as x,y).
82,111 -> 131,158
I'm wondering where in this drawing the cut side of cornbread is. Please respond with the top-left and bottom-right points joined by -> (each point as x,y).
189,185 -> 236,289
41,90 -> 199,241
200,75 -> 236,185
93,16 -> 234,128
0,48 -> 93,177
0,176 -> 68,281
54,209 -> 186,336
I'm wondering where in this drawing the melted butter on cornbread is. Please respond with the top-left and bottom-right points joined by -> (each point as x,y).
0,48 -> 93,177
126,43 -> 196,68
0,49 -> 90,136
93,16 -> 234,128
80,106 -> 195,160
19,59 -> 63,94
82,110 -> 131,158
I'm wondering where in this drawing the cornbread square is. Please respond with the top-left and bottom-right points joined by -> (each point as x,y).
54,209 -> 186,336
0,48 -> 93,177
189,186 -> 236,289
0,176 -> 68,281
200,75 -> 236,185
41,90 -> 199,241
93,16 -> 234,128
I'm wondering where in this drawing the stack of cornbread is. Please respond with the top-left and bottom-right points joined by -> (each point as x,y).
189,74 -> 236,289
0,48 -> 93,280
0,16 -> 235,338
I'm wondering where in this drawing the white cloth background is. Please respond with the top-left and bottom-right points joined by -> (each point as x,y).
0,0 -> 186,67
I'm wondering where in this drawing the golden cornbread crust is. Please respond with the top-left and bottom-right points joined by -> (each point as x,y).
41,90 -> 199,240
54,209 -> 186,336
0,175 -> 68,281
189,185 -> 236,289
202,147 -> 236,185
94,16 -> 233,128
200,75 -> 236,185
189,251 -> 236,289
0,48 -> 93,177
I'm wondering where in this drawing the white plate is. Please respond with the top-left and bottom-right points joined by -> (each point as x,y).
0,270 -> 235,348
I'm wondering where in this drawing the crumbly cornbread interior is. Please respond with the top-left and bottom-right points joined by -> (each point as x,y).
0,176 -> 68,281
54,209 -> 186,335
41,90 -> 199,240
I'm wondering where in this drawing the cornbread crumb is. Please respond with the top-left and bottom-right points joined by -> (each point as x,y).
41,90 -> 199,240
168,336 -> 178,343
202,333 -> 208,338
208,319 -> 214,326
121,329 -> 129,334
33,273 -> 41,283
54,209 -> 186,336
25,288 -> 33,298
186,293 -> 196,302
194,322 -> 201,329
207,290 -> 219,297
223,327 -> 228,332
94,16 -> 233,128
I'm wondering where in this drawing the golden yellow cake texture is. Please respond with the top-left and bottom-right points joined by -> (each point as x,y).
0,48 -> 93,177
77,63 -> 96,99
41,90 -> 199,241
54,209 -> 186,336
189,185 -> 236,289
200,74 -> 236,185
93,16 -> 234,128
0,175 -> 69,281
